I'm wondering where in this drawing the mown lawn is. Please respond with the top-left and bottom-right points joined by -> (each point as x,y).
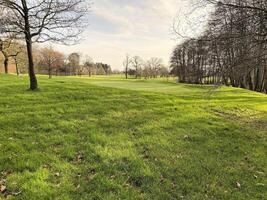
0,74 -> 266,200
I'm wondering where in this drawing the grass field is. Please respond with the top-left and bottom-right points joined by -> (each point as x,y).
0,74 -> 266,200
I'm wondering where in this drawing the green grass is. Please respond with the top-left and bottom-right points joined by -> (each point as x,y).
0,74 -> 266,200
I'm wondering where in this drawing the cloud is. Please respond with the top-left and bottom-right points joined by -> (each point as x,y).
56,0 -> 207,70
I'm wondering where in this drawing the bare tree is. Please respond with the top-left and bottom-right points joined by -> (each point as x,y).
123,54 -> 130,79
39,45 -> 64,78
0,0 -> 89,90
131,56 -> 143,79
10,41 -> 24,76
68,52 -> 80,76
146,57 -> 164,78
0,39 -> 12,74
158,66 -> 169,77
0,38 -> 24,74
171,0 -> 267,93
83,55 -> 94,77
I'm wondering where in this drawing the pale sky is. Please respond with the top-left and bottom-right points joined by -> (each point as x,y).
55,0 -> 210,70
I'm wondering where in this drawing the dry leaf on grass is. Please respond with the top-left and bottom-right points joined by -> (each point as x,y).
0,185 -> 6,193
236,182 -> 241,189
55,172 -> 60,177
75,154 -> 84,163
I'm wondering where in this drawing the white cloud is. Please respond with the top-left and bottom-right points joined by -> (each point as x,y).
55,0 -> 208,70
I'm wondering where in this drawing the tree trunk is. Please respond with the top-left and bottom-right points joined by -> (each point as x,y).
65,65 -> 67,76
14,58 -> 19,76
48,64 -> 52,79
22,0 -> 38,90
2,51 -> 9,74
4,57 -> 8,74
254,68 -> 261,91
26,37 -> 38,90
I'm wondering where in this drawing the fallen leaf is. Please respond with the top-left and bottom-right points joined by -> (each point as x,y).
76,154 -> 84,163
236,182 -> 241,189
0,185 -> 6,193
184,135 -> 189,139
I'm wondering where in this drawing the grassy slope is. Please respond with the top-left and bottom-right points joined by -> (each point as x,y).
0,75 -> 266,200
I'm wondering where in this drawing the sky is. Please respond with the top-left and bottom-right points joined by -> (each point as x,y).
55,0 -> 210,70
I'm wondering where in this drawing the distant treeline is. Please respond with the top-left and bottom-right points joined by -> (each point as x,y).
123,55 -> 169,79
170,0 -> 267,93
0,43 -> 112,77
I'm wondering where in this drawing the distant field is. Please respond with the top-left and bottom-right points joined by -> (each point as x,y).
0,74 -> 266,200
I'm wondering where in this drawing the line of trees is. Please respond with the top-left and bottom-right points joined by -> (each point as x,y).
123,55 -> 169,79
0,41 -> 113,78
37,48 -> 112,78
171,0 -> 267,93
